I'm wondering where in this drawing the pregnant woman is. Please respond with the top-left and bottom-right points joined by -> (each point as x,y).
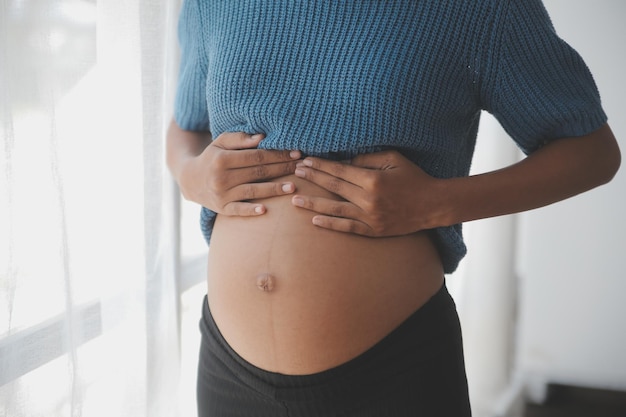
166,1 -> 621,416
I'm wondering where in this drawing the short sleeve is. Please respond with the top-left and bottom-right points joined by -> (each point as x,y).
482,0 -> 607,154
174,0 -> 211,131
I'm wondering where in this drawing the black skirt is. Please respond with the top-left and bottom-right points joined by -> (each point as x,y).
197,283 -> 471,417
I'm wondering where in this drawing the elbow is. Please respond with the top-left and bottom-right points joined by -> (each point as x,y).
596,124 -> 621,186
603,146 -> 621,185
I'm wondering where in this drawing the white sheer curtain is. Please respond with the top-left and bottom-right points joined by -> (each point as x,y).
1,1 -> 184,416
0,1 -> 534,417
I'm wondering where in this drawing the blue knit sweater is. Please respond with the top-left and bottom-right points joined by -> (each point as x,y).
174,0 -> 607,273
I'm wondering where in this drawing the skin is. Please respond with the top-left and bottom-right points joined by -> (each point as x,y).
166,120 -> 302,216
168,120 -> 620,235
167,119 -> 444,373
167,119 -> 620,373
290,124 -> 621,236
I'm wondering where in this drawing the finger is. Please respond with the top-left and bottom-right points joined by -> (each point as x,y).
311,215 -> 372,236
349,151 -> 399,170
291,192 -> 372,234
221,201 -> 267,217
212,131 -> 265,151
298,157 -> 367,187
226,159 -> 300,187
212,132 -> 302,168
229,148 -> 302,169
296,157 -> 374,188
228,181 -> 296,202
291,195 -> 362,220
294,165 -> 365,204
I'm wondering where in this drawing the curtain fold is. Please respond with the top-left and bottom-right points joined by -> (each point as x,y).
1,1 -> 524,417
1,1 -> 183,416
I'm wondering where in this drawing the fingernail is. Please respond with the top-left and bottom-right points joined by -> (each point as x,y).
250,134 -> 264,141
302,159 -> 313,167
254,205 -> 265,214
295,168 -> 305,177
296,161 -> 305,168
292,196 -> 304,206
281,182 -> 294,193
290,150 -> 301,159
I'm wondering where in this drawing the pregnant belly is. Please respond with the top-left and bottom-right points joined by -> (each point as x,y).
206,174 -> 444,375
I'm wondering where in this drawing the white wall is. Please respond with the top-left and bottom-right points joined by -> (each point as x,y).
516,0 -> 626,398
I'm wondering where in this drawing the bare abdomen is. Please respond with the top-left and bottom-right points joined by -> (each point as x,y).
206,175 -> 444,375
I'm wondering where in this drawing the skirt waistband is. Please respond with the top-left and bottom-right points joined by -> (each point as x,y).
199,282 -> 461,402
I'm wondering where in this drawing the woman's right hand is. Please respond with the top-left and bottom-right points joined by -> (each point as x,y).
177,131 -> 302,216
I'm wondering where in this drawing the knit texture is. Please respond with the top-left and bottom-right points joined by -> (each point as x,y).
175,0 -> 607,274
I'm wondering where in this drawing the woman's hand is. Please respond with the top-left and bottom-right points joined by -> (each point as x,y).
291,125 -> 620,237
167,121 -> 302,216
181,132 -> 302,216
291,150 -> 443,237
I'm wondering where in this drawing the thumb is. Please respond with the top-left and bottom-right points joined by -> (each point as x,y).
350,150 -> 398,170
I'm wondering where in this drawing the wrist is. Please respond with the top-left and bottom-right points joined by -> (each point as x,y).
413,177 -> 458,231
177,155 -> 203,202
432,177 -> 464,229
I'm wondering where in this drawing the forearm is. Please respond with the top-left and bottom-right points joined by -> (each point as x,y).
166,118 -> 212,183
435,124 -> 621,228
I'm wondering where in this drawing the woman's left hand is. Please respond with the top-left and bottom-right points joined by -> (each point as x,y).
294,125 -> 621,237
291,150 -> 444,237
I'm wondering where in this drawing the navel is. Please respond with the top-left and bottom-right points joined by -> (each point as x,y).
256,273 -> 276,292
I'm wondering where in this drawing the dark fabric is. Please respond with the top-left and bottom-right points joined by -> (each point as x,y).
197,284 -> 471,417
